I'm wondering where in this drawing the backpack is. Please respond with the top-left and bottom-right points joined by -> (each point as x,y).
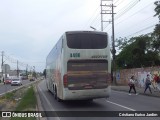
146,79 -> 151,85
157,77 -> 160,83
128,79 -> 134,86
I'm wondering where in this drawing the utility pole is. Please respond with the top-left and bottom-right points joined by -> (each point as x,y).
26,64 -> 28,76
101,0 -> 103,31
100,0 -> 116,85
1,51 -> 4,82
100,0 -> 112,31
111,3 -> 117,85
17,60 -> 19,77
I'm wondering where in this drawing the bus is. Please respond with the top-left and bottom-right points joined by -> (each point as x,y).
46,31 -> 111,101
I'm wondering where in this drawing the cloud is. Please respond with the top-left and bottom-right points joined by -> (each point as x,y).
0,0 -> 157,72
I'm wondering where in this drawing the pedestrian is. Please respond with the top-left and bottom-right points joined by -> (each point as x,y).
128,75 -> 138,95
152,74 -> 159,91
3,77 -> 4,84
144,74 -> 152,94
156,75 -> 160,92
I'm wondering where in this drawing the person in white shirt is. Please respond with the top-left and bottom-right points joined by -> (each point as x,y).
128,75 -> 138,95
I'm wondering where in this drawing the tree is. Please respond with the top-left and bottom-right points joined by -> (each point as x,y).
152,1 -> 160,52
43,69 -> 46,78
152,24 -> 160,52
154,1 -> 160,21
115,1 -> 160,69
116,35 -> 160,69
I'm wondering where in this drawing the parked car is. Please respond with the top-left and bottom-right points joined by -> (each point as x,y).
21,75 -> 28,80
11,78 -> 22,86
4,78 -> 12,84
28,74 -> 35,81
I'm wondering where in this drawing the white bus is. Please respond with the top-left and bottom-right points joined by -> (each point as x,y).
46,31 -> 111,101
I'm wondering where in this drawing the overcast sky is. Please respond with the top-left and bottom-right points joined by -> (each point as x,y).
0,0 -> 158,72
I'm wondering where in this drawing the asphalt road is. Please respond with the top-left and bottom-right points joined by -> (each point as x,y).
0,80 -> 34,95
37,80 -> 160,120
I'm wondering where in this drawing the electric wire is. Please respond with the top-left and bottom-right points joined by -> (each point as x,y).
104,1 -> 154,32
115,0 -> 140,20
116,16 -> 154,36
115,1 -> 154,26
126,24 -> 156,38
82,5 -> 100,30
103,0 -> 140,31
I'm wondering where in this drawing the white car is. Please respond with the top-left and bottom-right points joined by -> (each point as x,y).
11,78 -> 22,86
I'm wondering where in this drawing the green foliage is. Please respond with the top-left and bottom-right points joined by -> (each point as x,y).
154,1 -> 160,20
1,92 -> 14,100
152,24 -> 160,52
11,117 -> 36,120
43,69 -> 46,78
32,71 -> 37,77
116,35 -> 160,69
115,2 -> 160,69
152,1 -> 160,52
15,86 -> 37,111
8,87 -> 37,120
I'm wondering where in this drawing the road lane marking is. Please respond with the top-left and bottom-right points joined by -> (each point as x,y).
106,100 -> 136,111
112,90 -> 129,95
38,85 -> 61,120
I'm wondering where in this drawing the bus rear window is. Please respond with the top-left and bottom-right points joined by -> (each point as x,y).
67,60 -> 108,71
66,33 -> 107,49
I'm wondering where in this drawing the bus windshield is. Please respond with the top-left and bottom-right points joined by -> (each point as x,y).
66,32 -> 107,49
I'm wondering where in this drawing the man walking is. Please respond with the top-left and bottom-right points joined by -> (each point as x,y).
144,74 -> 152,94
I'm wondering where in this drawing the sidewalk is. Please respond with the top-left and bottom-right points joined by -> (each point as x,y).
111,85 -> 160,97
0,82 -> 3,85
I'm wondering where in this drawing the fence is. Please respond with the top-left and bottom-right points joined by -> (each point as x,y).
116,66 -> 160,88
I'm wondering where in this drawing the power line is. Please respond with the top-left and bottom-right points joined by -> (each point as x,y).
116,16 -> 154,36
115,0 -> 140,20
115,1 -> 154,26
104,1 -> 154,32
126,24 -> 156,38
3,53 -> 34,70
103,0 -> 140,31
114,0 -> 125,6
89,14 -> 101,29
82,5 -> 100,30
113,0 -> 120,4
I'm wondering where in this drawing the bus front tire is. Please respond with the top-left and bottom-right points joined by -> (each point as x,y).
54,90 -> 57,100
54,88 -> 62,102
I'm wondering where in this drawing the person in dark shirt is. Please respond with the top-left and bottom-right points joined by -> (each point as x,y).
144,74 -> 152,94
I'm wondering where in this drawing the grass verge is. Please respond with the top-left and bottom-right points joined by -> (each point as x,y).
10,86 -> 37,120
1,92 -> 14,100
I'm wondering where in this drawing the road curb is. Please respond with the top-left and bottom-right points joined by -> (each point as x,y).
35,82 -> 47,120
0,83 -> 4,86
111,85 -> 160,98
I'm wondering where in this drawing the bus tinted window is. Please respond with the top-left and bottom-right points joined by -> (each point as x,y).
67,60 -> 108,71
66,33 -> 107,49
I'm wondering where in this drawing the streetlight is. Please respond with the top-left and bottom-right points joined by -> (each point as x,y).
90,26 -> 97,31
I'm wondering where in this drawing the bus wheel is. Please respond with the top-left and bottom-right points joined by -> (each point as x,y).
46,82 -> 49,92
57,97 -> 62,102
54,88 -> 57,100
86,99 -> 93,102
54,88 -> 61,102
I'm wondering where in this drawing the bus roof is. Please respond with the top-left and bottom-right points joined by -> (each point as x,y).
65,31 -> 108,35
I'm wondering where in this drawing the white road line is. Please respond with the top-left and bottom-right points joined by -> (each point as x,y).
112,90 -> 129,94
106,100 -> 136,111
38,85 -> 61,120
